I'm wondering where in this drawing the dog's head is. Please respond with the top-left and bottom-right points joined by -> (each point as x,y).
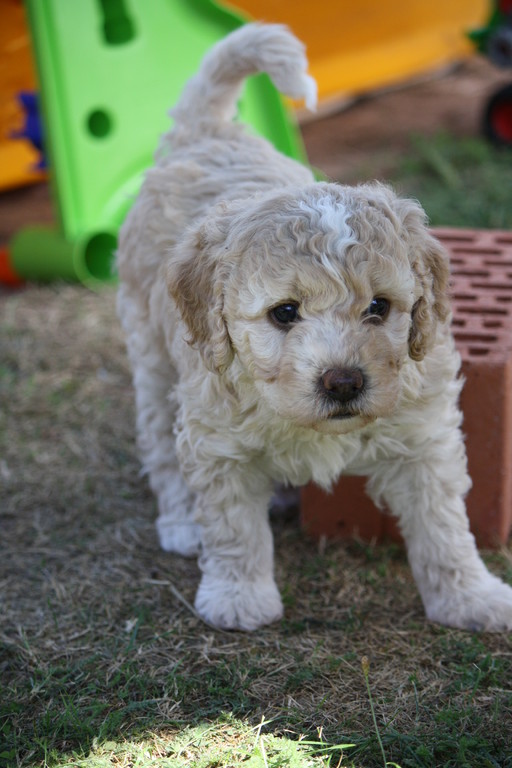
167,182 -> 450,433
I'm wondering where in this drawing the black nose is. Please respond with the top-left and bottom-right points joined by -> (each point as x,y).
319,368 -> 365,403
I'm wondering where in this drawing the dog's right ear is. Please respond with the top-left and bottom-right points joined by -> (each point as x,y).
166,219 -> 235,375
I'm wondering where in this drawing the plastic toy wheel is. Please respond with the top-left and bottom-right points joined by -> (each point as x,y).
486,27 -> 512,69
483,83 -> 512,146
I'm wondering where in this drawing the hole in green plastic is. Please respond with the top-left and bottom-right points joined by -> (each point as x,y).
87,109 -> 112,138
99,0 -> 136,45
83,233 -> 117,281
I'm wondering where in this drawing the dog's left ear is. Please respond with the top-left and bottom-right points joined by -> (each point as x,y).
395,199 -> 451,362
166,213 -> 236,374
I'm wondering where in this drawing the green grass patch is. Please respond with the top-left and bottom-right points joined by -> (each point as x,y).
1,710 -> 354,768
389,133 -> 512,229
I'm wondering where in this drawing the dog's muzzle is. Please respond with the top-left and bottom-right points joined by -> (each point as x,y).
319,367 -> 365,419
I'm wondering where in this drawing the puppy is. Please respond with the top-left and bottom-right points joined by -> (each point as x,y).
116,23 -> 512,632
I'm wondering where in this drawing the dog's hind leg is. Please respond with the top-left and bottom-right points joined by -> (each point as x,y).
118,288 -> 201,557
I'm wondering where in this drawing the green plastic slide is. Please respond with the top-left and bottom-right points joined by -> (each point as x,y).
14,0 -> 307,284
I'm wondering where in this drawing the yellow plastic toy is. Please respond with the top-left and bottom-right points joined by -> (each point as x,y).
227,0 -> 488,106
0,0 -> 46,190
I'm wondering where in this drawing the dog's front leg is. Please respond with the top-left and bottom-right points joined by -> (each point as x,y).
371,433 -> 512,632
191,466 -> 284,631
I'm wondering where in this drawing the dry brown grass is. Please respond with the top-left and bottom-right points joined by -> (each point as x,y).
2,284 -> 512,768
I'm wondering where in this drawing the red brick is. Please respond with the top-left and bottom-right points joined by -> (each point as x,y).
300,228 -> 512,548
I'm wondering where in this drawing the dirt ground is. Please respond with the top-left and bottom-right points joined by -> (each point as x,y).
301,55 -> 512,182
2,52 -> 512,768
0,54 -> 511,245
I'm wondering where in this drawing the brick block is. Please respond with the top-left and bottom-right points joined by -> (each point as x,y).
300,228 -> 512,547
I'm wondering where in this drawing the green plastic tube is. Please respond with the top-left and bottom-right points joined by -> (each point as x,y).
9,226 -> 117,285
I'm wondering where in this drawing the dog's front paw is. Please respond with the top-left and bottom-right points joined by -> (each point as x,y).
424,574 -> 512,632
195,575 -> 284,631
156,518 -> 201,557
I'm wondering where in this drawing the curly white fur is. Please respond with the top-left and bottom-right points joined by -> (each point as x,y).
116,23 -> 512,632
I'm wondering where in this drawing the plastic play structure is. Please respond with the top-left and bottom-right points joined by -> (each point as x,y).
0,1 -> 46,191
1,0 -> 489,285
469,0 -> 512,146
6,0 -> 307,286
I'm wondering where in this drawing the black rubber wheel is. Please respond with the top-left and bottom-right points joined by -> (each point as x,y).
483,83 -> 512,147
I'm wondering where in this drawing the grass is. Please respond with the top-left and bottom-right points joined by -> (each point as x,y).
387,133 -> 512,230
19,715 -> 352,768
2,134 -> 512,768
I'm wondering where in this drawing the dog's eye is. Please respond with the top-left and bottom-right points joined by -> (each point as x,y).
269,303 -> 300,328
365,297 -> 390,322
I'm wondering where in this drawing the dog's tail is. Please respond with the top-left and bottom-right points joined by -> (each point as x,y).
170,23 -> 317,129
